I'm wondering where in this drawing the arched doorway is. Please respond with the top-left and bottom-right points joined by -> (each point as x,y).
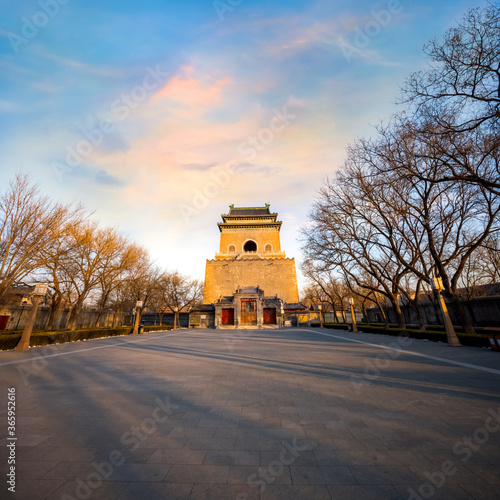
243,240 -> 257,252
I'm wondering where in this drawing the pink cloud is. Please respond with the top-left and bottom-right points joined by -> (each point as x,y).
152,68 -> 232,114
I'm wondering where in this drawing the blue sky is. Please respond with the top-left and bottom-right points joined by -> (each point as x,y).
0,0 -> 485,290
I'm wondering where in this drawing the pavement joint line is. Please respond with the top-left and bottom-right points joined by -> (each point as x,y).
305,328 -> 500,376
0,330 -> 189,367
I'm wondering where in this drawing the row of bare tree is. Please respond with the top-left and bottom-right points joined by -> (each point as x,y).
301,5 -> 500,333
0,174 -> 202,330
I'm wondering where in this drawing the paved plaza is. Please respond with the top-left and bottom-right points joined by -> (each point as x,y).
1,328 -> 500,500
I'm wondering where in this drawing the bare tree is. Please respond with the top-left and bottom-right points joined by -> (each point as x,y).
43,221 -> 81,330
458,232 -> 500,309
302,5 -> 500,338
302,260 -> 350,323
302,172 -> 411,329
480,234 -> 500,283
0,174 -> 81,301
398,275 -> 427,330
50,222 -> 130,330
93,240 -> 146,327
401,4 -> 499,133
158,271 -> 203,329
400,4 -> 500,193
116,254 -> 161,328
356,121 -> 500,333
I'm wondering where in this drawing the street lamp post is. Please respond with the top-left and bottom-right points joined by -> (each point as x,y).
430,278 -> 461,347
132,300 -> 143,335
16,284 -> 48,352
15,299 -> 28,331
348,298 -> 358,333
318,304 -> 323,328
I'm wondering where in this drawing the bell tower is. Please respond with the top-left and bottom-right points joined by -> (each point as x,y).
217,203 -> 284,257
202,204 -> 300,305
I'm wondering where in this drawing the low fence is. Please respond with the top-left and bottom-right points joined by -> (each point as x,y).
0,306 -> 127,331
366,296 -> 500,328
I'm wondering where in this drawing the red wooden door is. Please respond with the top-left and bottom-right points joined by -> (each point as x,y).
263,308 -> 277,325
0,315 -> 9,330
221,308 -> 234,325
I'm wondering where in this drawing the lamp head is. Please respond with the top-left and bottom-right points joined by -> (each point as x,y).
33,284 -> 48,296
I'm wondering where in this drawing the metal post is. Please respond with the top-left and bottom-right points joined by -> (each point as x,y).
15,300 -> 28,331
348,298 -> 358,333
16,284 -> 48,352
430,278 -> 461,347
318,304 -> 323,328
133,300 -> 143,335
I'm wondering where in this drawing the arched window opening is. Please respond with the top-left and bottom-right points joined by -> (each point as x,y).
264,244 -> 272,252
228,244 -> 236,253
243,240 -> 257,252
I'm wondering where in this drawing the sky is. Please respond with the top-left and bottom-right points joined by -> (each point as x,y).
0,0 -> 485,292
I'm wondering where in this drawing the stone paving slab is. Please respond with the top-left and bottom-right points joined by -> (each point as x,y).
0,327 -> 500,499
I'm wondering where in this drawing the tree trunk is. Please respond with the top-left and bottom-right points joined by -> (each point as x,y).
333,305 -> 339,323
392,296 -> 406,329
51,308 -> 64,330
48,295 -> 64,330
402,303 -> 411,325
431,292 -> 442,326
95,309 -> 104,328
67,302 -> 82,331
375,298 -> 389,328
446,292 -> 476,334
413,299 -> 426,331
95,291 -> 111,327
361,303 -> 368,324
112,307 -> 121,327
329,302 -> 338,324
466,301 -> 478,326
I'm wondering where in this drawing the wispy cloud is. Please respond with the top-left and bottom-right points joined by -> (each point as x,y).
0,99 -> 25,112
29,46 -> 127,78
71,165 -> 126,187
231,163 -> 283,176
181,162 -> 218,171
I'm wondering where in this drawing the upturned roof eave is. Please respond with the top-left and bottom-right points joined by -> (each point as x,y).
221,213 -> 279,221
217,221 -> 282,232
